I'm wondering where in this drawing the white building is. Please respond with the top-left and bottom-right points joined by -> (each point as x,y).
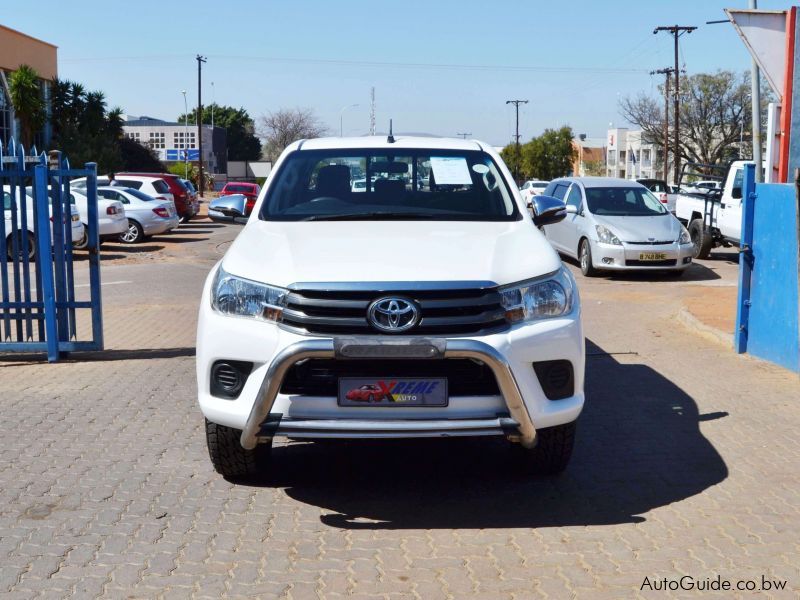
122,115 -> 227,174
606,128 -> 661,181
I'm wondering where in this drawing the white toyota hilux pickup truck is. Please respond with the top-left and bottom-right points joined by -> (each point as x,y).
197,136 -> 585,480
675,160 -> 752,259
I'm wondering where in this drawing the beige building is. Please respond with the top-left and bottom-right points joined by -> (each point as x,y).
0,24 -> 58,146
606,128 -> 662,181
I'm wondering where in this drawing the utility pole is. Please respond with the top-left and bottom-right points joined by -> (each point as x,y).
369,87 -> 376,136
651,67 -> 675,182
196,54 -> 207,197
505,99 -> 528,182
456,132 -> 472,139
181,90 -> 188,180
749,0 -> 762,181
654,25 -> 696,184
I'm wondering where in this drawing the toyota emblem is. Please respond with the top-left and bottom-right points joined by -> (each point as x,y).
367,297 -> 419,333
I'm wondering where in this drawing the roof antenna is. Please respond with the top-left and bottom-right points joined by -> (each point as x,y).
387,119 -> 395,144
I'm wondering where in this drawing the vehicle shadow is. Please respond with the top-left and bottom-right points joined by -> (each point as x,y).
248,339 -> 727,529
101,244 -> 166,253
148,236 -> 209,244
181,222 -> 226,229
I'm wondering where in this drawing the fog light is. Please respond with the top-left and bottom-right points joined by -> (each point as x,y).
211,360 -> 253,399
602,257 -> 614,265
533,360 -> 574,400
683,257 -> 692,264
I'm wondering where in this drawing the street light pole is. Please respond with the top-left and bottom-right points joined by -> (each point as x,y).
196,54 -> 207,197
339,104 -> 359,137
181,90 -> 188,180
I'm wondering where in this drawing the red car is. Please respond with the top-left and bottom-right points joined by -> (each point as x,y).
220,182 -> 261,215
119,172 -> 199,223
345,384 -> 388,403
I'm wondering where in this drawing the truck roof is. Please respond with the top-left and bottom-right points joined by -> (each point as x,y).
291,136 -> 487,152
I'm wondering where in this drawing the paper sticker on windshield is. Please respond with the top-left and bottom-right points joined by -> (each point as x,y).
430,157 -> 472,185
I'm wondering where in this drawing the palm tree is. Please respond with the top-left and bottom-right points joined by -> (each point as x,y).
7,64 -> 45,148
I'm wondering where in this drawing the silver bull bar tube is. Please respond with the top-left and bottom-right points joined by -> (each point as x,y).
239,337 -> 537,450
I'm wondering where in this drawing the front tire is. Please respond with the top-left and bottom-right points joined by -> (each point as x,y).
579,239 -> 599,277
119,219 -> 145,244
6,232 -> 36,261
205,419 -> 271,481
515,421 -> 577,475
688,219 -> 712,259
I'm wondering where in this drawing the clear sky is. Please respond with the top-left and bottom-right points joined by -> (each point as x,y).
1,0 -> 788,146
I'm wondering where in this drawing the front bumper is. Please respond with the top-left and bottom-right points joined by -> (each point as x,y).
590,239 -> 694,270
238,337 -> 538,449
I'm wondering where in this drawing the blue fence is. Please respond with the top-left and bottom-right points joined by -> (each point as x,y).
0,139 -> 103,362
735,163 -> 800,373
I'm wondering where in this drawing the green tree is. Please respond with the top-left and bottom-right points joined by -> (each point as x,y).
500,144 -> 524,182
522,126 -> 577,180
178,104 -> 261,161
119,137 -> 163,172
8,64 -> 45,148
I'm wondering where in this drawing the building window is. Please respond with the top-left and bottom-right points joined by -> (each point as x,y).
608,150 -> 616,165
126,131 -> 141,142
148,131 -> 165,149
0,85 -> 11,147
619,150 -> 626,163
172,131 -> 196,149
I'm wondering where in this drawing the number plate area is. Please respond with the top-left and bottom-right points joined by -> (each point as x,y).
639,252 -> 667,261
338,377 -> 448,407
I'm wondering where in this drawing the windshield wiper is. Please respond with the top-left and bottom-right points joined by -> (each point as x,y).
300,212 -> 438,221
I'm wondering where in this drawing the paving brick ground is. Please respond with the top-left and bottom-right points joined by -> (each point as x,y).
0,220 -> 798,598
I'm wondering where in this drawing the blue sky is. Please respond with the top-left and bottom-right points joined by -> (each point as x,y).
2,0 -> 787,145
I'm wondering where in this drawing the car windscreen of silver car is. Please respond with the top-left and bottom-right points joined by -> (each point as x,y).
586,187 -> 668,217
260,149 -> 520,221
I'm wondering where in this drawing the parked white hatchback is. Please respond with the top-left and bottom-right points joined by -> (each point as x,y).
541,177 -> 694,277
197,136 -> 585,481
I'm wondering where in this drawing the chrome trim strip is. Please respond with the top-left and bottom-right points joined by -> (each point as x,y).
275,417 -> 518,432
239,338 -> 537,449
287,281 -> 498,291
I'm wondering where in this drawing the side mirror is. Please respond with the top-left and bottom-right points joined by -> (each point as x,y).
531,195 -> 567,227
565,204 -> 578,215
731,186 -> 742,200
209,194 -> 248,224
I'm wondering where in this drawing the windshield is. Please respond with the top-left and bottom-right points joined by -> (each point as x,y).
585,187 -> 668,217
122,187 -> 157,201
225,184 -> 254,193
260,149 -> 519,221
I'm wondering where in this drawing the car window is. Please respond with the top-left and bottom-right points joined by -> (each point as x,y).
731,169 -> 743,194
551,183 -> 570,201
151,180 -> 170,193
123,188 -> 156,202
260,149 -> 520,221
116,179 -> 143,190
97,189 -> 117,200
565,184 -> 582,209
585,187 -> 668,216
520,182 -> 530,190
3,191 -> 11,211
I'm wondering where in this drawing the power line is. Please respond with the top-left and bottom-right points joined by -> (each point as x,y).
60,53 -> 649,74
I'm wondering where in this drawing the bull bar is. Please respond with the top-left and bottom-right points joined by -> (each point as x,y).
239,337 -> 538,450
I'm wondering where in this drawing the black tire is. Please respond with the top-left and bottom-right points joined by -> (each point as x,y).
180,214 -> 192,224
205,419 -> 270,481
73,224 -> 89,249
119,219 -> 145,244
515,421 -> 577,476
579,239 -> 599,277
368,394 -> 375,402
6,232 -> 36,261
688,219 -> 712,259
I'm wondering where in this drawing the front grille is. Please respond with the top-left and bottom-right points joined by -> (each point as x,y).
281,287 -> 508,336
625,240 -> 674,245
625,259 -> 677,267
281,358 -> 500,396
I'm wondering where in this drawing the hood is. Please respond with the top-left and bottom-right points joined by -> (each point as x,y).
593,213 -> 681,242
222,219 -> 561,288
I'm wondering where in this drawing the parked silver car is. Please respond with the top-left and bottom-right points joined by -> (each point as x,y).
541,177 -> 694,277
97,186 -> 179,243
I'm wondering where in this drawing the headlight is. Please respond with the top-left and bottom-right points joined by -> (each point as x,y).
596,225 -> 622,245
678,226 -> 691,245
211,266 -> 287,321
500,267 -> 576,323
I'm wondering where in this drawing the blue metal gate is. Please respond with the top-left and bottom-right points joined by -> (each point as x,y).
0,139 -> 103,362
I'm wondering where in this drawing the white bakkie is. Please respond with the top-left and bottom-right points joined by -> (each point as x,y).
197,136 -> 585,480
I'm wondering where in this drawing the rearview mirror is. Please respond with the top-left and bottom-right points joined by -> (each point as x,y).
531,195 -> 567,227
731,186 -> 742,200
209,194 -> 248,224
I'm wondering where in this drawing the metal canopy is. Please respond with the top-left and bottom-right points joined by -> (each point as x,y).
725,8 -> 788,99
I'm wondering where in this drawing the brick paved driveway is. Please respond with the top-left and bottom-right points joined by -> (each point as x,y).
1,221 -> 798,598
